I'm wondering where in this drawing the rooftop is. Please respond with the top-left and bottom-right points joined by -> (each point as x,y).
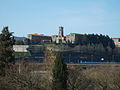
71,33 -> 84,35
30,34 -> 51,37
112,38 -> 120,39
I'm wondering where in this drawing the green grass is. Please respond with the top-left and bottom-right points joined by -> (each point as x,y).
13,52 -> 31,58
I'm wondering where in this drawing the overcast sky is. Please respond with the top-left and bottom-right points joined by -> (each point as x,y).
0,0 -> 120,37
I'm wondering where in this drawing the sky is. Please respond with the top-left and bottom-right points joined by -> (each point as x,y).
0,0 -> 120,38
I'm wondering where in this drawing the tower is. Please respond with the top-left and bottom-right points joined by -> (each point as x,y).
58,26 -> 64,37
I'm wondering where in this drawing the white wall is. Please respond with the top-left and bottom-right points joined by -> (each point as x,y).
13,45 -> 29,52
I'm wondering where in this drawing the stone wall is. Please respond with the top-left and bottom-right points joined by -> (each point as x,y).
13,45 -> 29,52
13,45 -> 44,55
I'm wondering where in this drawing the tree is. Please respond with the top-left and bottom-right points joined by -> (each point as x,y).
67,69 -> 92,90
24,38 -> 30,45
52,53 -> 68,90
15,40 -> 24,45
0,27 -> 15,76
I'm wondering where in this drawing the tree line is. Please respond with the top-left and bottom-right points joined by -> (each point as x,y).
75,34 -> 115,49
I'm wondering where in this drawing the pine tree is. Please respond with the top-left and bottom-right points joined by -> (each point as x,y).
52,53 -> 68,90
0,27 -> 15,75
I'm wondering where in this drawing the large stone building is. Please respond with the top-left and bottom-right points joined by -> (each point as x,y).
52,26 -> 83,44
27,27 -> 83,44
52,27 -> 66,43
66,33 -> 83,44
27,34 -> 51,44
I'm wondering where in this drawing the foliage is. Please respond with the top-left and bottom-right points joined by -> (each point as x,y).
24,38 -> 30,45
15,38 -> 30,45
0,27 -> 15,75
75,34 -> 115,49
15,40 -> 24,45
0,62 -> 48,90
13,52 -> 31,58
52,53 -> 68,90
67,69 -> 92,90
1,63 -> 120,90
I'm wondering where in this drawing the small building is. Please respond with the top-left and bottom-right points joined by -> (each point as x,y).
112,38 -> 120,47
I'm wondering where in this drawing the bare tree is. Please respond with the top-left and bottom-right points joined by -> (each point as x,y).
3,61 -> 50,90
67,68 -> 92,90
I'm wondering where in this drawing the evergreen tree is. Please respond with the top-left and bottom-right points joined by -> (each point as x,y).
24,38 -> 30,45
15,40 -> 24,45
0,27 -> 15,75
52,53 -> 68,90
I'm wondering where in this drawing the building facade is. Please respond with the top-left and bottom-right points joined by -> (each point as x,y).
66,33 -> 83,44
112,38 -> 120,47
52,26 -> 66,43
27,34 -> 51,44
52,26 -> 83,44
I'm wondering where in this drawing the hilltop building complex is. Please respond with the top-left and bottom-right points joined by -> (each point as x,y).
13,27 -> 120,63
26,26 -> 119,47
52,26 -> 83,44
27,26 -> 84,44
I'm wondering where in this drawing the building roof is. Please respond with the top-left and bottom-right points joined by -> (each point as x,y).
71,33 -> 84,35
30,34 -> 51,37
52,35 -> 58,36
52,35 -> 66,37
112,38 -> 120,39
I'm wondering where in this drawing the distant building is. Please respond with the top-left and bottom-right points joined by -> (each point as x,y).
27,34 -> 51,44
112,38 -> 120,47
52,26 -> 66,43
52,26 -> 83,44
66,33 -> 83,44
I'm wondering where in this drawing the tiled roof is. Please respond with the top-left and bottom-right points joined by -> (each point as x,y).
52,35 -> 66,37
112,38 -> 120,39
52,35 -> 58,36
71,33 -> 84,35
30,34 -> 51,37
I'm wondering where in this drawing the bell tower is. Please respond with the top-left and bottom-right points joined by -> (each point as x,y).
58,26 -> 64,37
